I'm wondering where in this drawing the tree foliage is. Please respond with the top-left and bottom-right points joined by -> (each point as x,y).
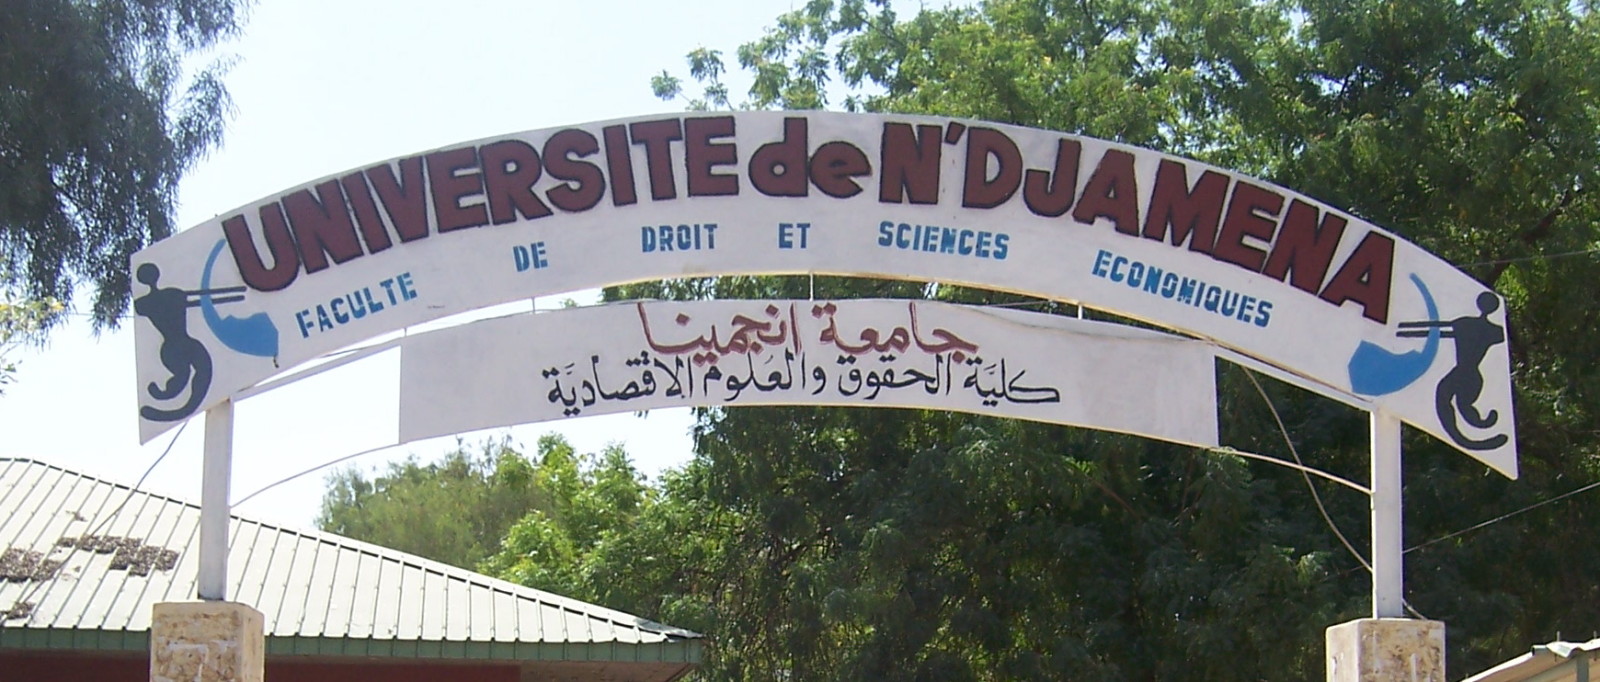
0,0 -> 248,324
479,435 -> 655,596
617,1 -> 1600,678
317,438 -> 549,569
0,295 -> 62,393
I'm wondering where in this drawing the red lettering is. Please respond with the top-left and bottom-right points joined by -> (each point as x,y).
1072,149 -> 1139,235
1142,160 -> 1227,254
480,140 -> 552,224
684,116 -> 739,197
1320,232 -> 1394,323
1262,199 -> 1348,295
603,124 -> 637,206
751,117 -> 808,197
543,129 -> 606,213
427,147 -> 489,233
879,122 -> 941,204
224,208 -> 298,292
340,171 -> 392,254
366,157 -> 430,243
1023,139 -> 1080,218
1213,181 -> 1283,272
283,180 -> 362,273
630,118 -> 683,201
809,142 -> 870,198
962,128 -> 1022,209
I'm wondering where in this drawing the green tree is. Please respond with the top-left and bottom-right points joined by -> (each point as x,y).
317,438 -> 550,569
625,1 -> 1600,679
0,295 -> 62,393
477,443 -> 737,647
479,435 -> 659,604
1,0 -> 248,324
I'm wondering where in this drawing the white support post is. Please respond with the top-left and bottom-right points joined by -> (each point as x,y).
1325,414 -> 1446,680
1370,411 -> 1404,618
199,399 -> 234,601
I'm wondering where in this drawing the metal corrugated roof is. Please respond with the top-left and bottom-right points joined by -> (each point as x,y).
1464,638 -> 1600,682
0,457 -> 701,665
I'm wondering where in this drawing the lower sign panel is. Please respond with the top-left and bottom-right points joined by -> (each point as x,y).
398,299 -> 1220,448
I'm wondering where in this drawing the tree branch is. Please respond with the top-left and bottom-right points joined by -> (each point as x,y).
1489,186 -> 1581,286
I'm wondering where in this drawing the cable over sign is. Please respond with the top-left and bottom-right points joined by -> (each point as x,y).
131,111 -> 1516,476
398,299 -> 1220,448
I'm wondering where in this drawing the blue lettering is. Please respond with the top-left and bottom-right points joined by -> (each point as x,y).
379,278 -> 400,306
1142,266 -> 1163,294
514,245 -> 532,272
294,271 -> 424,338
398,272 -> 417,301
532,242 -> 548,268
873,221 -> 1009,261
1160,272 -> 1179,298
1110,256 -> 1129,283
1083,249 -> 1272,328
1092,250 -> 1112,277
643,224 -> 718,253
1237,296 -> 1257,321
365,286 -> 385,313
348,292 -> 367,319
1177,277 -> 1199,304
1255,301 -> 1273,327
1220,291 -> 1240,317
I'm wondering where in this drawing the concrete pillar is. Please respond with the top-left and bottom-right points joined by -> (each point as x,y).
151,602 -> 264,682
1327,618 -> 1445,682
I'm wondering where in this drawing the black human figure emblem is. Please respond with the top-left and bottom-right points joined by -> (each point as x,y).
135,263 -> 243,422
1396,292 -> 1509,451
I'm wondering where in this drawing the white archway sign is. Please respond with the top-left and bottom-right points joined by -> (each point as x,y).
132,111 -> 1516,619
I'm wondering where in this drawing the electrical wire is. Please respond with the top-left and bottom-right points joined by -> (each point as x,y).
1237,371 -> 1439,618
1462,246 -> 1600,268
231,442 -> 398,508
1243,369 -> 1373,573
1405,479 -> 1600,554
1203,446 -> 1370,494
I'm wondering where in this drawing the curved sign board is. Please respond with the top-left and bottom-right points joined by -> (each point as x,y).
397,299 -> 1220,448
131,111 -> 1516,476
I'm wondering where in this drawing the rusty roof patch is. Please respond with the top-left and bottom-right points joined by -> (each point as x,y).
56,535 -> 180,576
1,548 -> 62,582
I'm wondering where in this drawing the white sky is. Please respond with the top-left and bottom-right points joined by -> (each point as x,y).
0,0 -> 860,529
